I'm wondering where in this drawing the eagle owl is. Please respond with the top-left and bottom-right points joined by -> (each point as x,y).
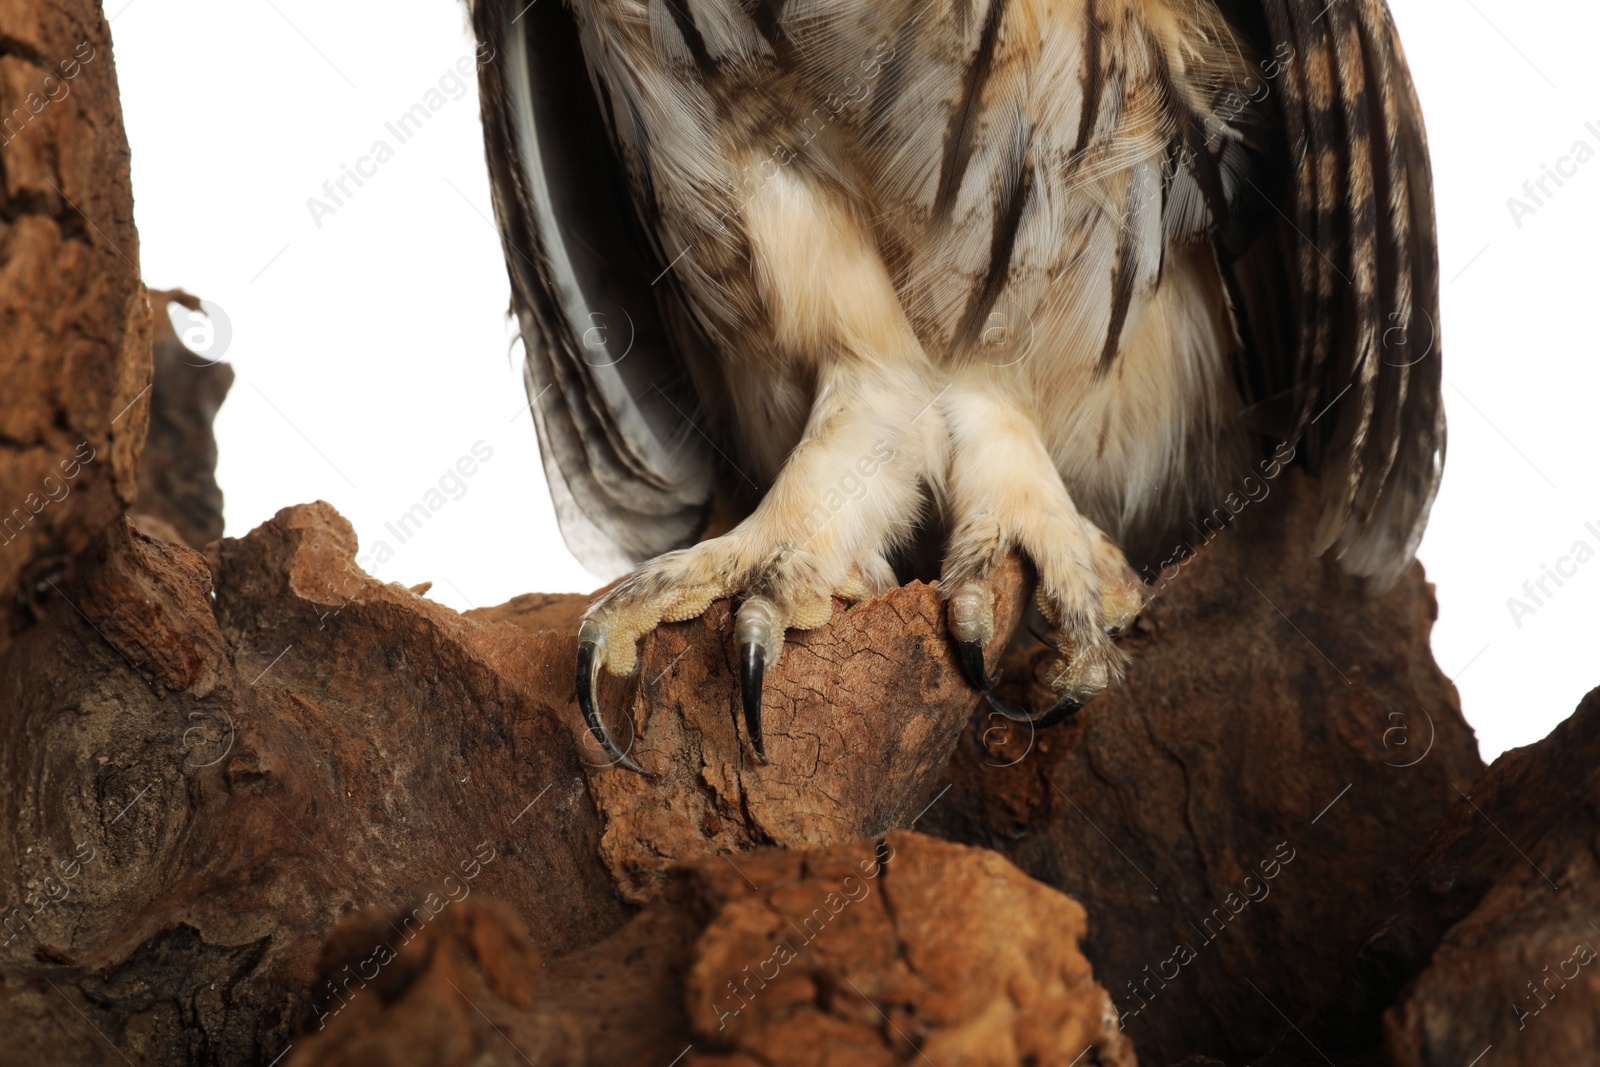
471,0 -> 1443,771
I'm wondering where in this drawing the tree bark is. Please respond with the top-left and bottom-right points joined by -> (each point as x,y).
921,472 -> 1485,1066
1,1 -> 1596,1065
131,290 -> 233,550
283,833 -> 1138,1067
0,0 -> 149,654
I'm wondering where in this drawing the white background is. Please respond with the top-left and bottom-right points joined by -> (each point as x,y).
109,0 -> 1598,762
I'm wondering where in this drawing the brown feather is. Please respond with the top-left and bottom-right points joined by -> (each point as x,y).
471,0 -> 1443,584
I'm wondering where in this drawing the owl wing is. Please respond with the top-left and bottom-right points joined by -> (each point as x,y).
1207,0 -> 1444,585
472,0 -> 714,578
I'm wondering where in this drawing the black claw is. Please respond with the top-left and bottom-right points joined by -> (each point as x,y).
740,641 -> 768,763
984,690 -> 1083,729
576,640 -> 648,775
957,639 -> 999,691
1026,623 -> 1062,651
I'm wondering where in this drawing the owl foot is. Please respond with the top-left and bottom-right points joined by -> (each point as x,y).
575,537 -> 889,772
944,517 -> 1144,726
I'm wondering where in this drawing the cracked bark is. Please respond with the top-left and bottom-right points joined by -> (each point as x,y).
2,0 -> 1596,1064
284,834 -> 1138,1067
0,0 -> 149,654
919,472 -> 1487,1066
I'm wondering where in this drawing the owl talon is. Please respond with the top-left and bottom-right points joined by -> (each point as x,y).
735,595 -> 783,763
576,637 -> 649,775
984,690 -> 1083,728
1026,623 -> 1062,651
739,641 -> 768,762
947,581 -> 1000,692
957,639 -> 999,691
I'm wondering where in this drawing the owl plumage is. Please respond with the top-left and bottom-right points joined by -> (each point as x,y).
471,0 -> 1443,769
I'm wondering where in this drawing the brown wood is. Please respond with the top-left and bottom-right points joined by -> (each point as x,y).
0,0 -> 150,655
0,2 -> 1593,1064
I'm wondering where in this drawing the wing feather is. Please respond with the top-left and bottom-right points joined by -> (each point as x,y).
1212,0 -> 1443,585
473,0 -> 715,577
470,0 -> 1442,586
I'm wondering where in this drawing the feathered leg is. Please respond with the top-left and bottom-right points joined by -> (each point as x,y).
577,166 -> 944,770
939,375 -> 1145,724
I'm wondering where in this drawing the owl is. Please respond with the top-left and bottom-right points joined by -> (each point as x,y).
471,0 -> 1443,770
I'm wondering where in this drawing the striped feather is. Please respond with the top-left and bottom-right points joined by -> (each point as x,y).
471,0 -> 1443,585
1215,0 -> 1444,585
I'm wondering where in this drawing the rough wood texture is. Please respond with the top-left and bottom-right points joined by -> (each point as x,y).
550,551 -> 1027,904
1375,694 -> 1600,1065
130,290 -> 232,549
284,833 -> 1135,1067
0,497 -> 1029,1064
0,509 -> 617,1063
0,467 -> 1509,1067
1253,687 -> 1600,1067
920,472 -> 1486,1067
3,0 -> 1596,1063
0,0 -> 150,649
1379,689 -> 1600,1065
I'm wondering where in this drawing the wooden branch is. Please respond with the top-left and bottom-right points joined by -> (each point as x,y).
1,1 -> 1595,1064
283,833 -> 1137,1067
0,0 -> 150,654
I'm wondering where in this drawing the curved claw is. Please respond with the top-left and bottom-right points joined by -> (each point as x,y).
947,582 -> 1000,693
576,639 -> 649,775
983,690 -> 1083,729
957,639 -> 999,692
1025,623 -> 1061,651
739,641 -> 768,763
